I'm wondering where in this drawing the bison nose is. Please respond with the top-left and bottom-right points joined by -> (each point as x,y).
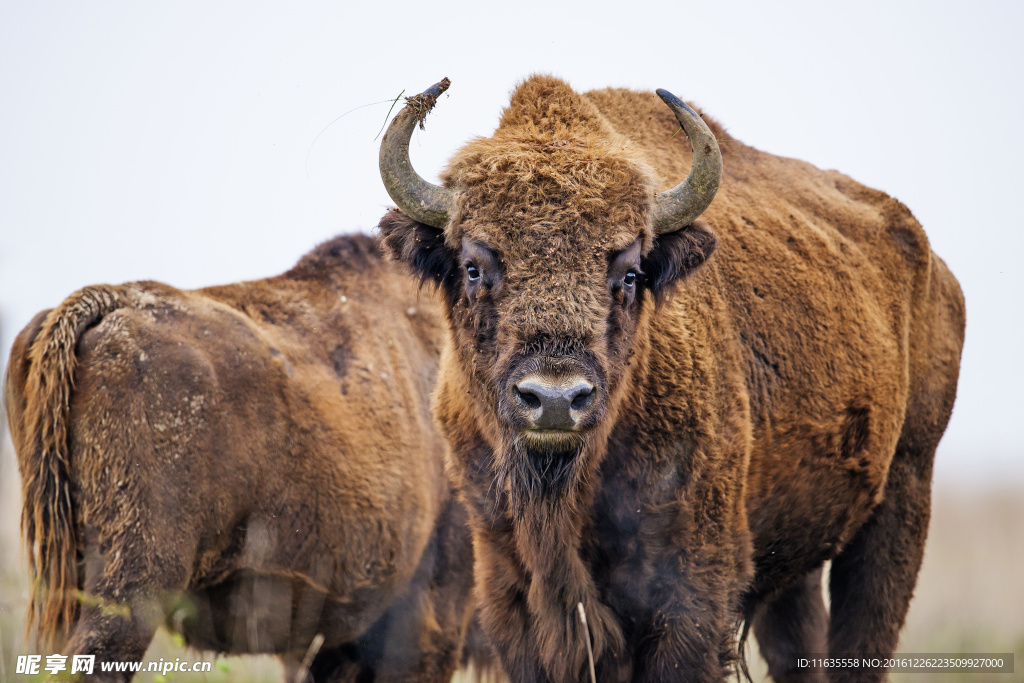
513,376 -> 596,430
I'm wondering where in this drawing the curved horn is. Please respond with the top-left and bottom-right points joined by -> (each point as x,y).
651,89 -> 723,234
378,78 -> 454,228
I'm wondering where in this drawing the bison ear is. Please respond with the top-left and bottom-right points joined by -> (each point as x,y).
641,222 -> 718,299
379,208 -> 460,294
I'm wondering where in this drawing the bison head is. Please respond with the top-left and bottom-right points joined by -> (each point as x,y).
379,76 -> 720,512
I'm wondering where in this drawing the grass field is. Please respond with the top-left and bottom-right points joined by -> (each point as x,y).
1,433 -> 1020,681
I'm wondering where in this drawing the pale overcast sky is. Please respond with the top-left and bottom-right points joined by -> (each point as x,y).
1,1 -> 1021,482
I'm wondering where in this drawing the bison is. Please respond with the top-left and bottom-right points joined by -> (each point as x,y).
378,76 -> 965,682
4,235 -> 477,681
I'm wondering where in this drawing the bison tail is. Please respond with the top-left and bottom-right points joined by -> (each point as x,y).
5,285 -> 130,648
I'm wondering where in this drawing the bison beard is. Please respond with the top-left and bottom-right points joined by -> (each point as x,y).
502,438 -> 628,682
507,437 -> 581,502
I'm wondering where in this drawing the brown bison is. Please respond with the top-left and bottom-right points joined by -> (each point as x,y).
4,235 -> 476,681
378,76 -> 965,682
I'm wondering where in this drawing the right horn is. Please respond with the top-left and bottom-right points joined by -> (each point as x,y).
378,78 -> 454,229
651,90 -> 723,235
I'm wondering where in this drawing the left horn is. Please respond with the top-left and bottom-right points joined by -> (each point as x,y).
378,78 -> 454,228
651,90 -> 723,234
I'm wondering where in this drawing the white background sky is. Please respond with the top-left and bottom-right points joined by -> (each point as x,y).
1,1 -> 1021,483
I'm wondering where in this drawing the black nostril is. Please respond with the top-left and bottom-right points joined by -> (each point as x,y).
570,386 -> 594,411
514,385 -> 543,409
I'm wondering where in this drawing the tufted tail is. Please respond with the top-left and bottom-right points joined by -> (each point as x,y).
4,285 -> 130,648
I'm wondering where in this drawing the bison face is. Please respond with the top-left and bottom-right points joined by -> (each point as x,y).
378,77 -> 721,506
380,202 -> 717,503
456,230 -> 640,444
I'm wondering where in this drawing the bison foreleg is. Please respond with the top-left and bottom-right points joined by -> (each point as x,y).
473,531 -> 553,683
631,481 -> 753,682
751,566 -> 828,683
632,563 -> 740,682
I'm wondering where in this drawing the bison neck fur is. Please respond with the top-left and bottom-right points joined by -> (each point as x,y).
381,75 -> 965,682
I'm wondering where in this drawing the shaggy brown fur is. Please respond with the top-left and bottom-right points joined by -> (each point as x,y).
380,76 -> 965,682
4,235 -> 477,681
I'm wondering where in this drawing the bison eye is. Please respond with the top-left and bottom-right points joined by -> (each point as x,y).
623,271 -> 637,287
466,264 -> 481,282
